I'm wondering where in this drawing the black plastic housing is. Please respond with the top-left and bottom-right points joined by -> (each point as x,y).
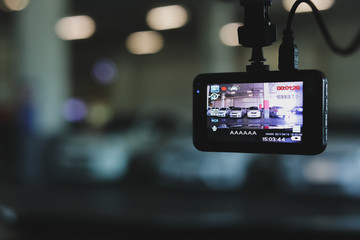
193,70 -> 328,155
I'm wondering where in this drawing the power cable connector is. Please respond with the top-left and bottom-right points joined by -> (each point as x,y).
278,29 -> 298,71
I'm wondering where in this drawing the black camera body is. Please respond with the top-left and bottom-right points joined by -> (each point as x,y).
193,70 -> 328,155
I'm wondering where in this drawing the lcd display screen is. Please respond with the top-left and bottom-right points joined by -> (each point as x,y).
206,81 -> 303,143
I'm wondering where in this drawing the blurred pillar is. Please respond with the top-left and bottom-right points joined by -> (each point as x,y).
14,0 -> 70,185
15,0 -> 70,136
198,1 -> 238,72
221,92 -> 225,107
263,83 -> 270,119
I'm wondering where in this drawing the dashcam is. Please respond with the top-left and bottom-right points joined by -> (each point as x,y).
193,70 -> 328,155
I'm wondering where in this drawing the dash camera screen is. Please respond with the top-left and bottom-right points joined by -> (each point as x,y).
207,81 -> 303,143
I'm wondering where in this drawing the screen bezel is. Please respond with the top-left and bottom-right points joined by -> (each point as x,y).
193,70 -> 327,155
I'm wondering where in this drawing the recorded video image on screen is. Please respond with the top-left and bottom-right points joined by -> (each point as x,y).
207,81 -> 303,143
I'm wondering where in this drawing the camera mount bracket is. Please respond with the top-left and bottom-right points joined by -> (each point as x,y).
238,0 -> 277,72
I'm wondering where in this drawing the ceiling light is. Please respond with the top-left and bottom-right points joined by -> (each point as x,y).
146,5 -> 189,31
219,22 -> 243,47
126,31 -> 164,55
282,0 -> 335,13
3,0 -> 29,11
55,15 -> 96,40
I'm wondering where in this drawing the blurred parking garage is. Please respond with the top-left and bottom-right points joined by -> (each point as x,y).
207,82 -> 303,131
1,0 -> 360,239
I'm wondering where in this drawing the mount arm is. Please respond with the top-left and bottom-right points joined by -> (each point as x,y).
238,0 -> 277,72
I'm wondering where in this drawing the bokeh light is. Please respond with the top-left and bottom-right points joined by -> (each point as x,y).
86,102 -> 114,129
219,22 -> 243,47
55,15 -> 96,40
126,31 -> 164,55
2,0 -> 29,11
282,0 -> 335,13
146,5 -> 189,31
92,59 -> 117,85
63,98 -> 88,122
303,158 -> 337,184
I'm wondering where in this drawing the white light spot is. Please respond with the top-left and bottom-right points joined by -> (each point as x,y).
282,0 -> 335,13
3,0 -> 29,11
55,15 -> 96,40
146,5 -> 189,31
219,22 -> 243,47
126,31 -> 164,55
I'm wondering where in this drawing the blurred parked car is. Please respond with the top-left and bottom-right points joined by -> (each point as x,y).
230,107 -> 246,118
49,133 -> 131,183
269,106 -> 287,118
207,107 -> 219,116
218,107 -> 231,117
152,136 -> 254,191
247,106 -> 261,118
291,106 -> 303,114
278,134 -> 360,197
